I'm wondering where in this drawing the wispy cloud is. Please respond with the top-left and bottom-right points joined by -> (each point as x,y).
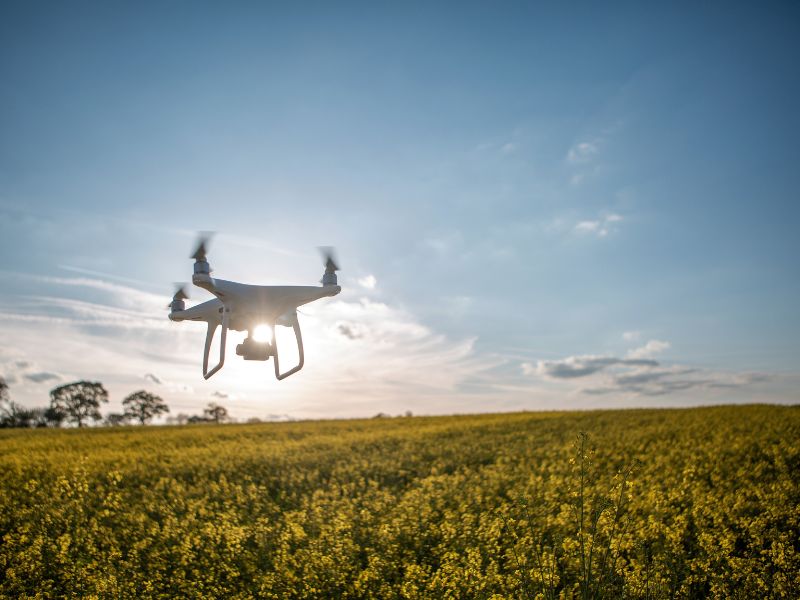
337,322 -> 366,340
533,355 -> 658,379
566,141 -> 598,164
58,265 -> 161,291
1,266 -> 500,418
357,274 -> 377,289
583,368 -> 769,397
0,358 -> 63,386
627,339 -> 670,359
524,339 -> 768,398
144,373 -> 163,385
501,142 -> 517,155
24,371 -> 61,383
573,214 -> 623,238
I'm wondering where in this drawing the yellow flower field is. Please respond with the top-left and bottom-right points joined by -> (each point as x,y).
1,405 -> 798,598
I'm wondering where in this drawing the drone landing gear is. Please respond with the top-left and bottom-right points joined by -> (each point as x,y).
273,313 -> 305,381
202,308 -> 229,380
201,310 -> 305,380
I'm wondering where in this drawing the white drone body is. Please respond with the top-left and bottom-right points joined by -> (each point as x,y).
168,237 -> 341,380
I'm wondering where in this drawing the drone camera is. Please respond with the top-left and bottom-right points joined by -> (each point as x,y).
236,337 -> 272,361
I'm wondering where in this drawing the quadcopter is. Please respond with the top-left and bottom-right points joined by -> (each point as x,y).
168,235 -> 341,380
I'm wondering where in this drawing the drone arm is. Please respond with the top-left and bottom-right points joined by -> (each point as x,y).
273,313 -> 305,380
202,309 -> 229,379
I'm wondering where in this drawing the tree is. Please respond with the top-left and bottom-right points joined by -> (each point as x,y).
20,407 -> 48,428
1,377 -> 14,427
1,379 -> 58,428
166,413 -> 190,425
203,402 -> 228,424
122,390 -> 169,425
104,412 -> 129,427
44,406 -> 66,428
0,380 -> 25,428
1,400 -> 25,428
49,381 -> 108,427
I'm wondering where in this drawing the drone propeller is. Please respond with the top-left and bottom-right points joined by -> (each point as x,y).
318,246 -> 340,273
168,284 -> 189,310
173,284 -> 189,301
191,231 -> 214,275
191,231 -> 214,262
318,246 -> 340,286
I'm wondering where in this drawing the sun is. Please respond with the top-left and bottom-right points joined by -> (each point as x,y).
252,324 -> 273,343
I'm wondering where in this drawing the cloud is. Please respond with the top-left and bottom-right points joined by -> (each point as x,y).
528,340 -> 769,399
520,362 -> 537,376
8,295 -> 169,332
289,296 -> 497,415
573,214 -> 622,238
501,142 -> 517,154
613,367 -> 698,387
534,355 -> 658,379
622,331 -> 641,342
1,357 -> 62,386
357,274 -> 377,290
1,263 -> 499,418
0,272 -> 169,335
627,339 -> 670,359
566,141 -> 598,163
337,322 -> 366,340
144,373 -> 163,385
583,367 -> 769,397
25,274 -> 166,312
23,371 -> 61,383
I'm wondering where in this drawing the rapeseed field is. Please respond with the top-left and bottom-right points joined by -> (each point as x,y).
1,405 -> 798,598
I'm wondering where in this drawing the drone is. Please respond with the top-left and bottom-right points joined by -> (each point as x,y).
168,235 -> 341,380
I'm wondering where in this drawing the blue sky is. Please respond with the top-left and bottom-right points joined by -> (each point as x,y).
1,2 -> 798,419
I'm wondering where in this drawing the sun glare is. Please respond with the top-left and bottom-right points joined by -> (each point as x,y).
252,324 -> 273,343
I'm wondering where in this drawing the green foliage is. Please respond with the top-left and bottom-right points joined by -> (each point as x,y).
204,402 -> 228,424
0,405 -> 798,598
122,390 -> 169,425
104,412 -> 130,427
49,381 -> 108,427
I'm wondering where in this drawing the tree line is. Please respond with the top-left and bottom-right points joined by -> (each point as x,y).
0,377 -> 228,428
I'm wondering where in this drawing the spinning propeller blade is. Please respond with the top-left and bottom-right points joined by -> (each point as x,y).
167,283 -> 189,308
191,232 -> 214,262
173,284 -> 189,301
318,246 -> 340,272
